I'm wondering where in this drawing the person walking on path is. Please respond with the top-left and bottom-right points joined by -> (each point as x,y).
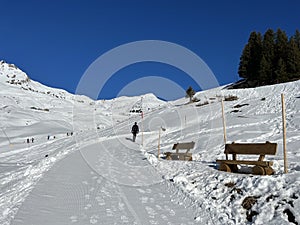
131,122 -> 139,142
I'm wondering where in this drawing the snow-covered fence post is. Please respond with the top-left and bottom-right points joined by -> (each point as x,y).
281,93 -> 288,174
221,99 -> 228,160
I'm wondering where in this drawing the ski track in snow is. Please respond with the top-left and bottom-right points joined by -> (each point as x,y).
9,134 -> 204,224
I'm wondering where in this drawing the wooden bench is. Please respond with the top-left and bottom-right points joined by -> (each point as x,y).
216,142 -> 277,175
165,141 -> 195,161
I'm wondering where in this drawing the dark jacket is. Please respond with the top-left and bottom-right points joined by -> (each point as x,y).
131,124 -> 139,134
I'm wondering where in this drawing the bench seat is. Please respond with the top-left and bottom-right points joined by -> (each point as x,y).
216,159 -> 273,167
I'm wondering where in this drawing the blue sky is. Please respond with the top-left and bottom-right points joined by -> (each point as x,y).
1,0 -> 300,100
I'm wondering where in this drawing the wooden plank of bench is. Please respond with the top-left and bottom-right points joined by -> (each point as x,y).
170,153 -> 192,161
216,159 -> 273,167
172,142 -> 195,153
225,142 -> 277,155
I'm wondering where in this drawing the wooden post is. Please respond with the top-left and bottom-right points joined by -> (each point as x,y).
158,128 -> 161,159
221,99 -> 228,160
221,99 -> 227,143
141,97 -> 144,146
141,112 -> 144,146
281,94 -> 288,173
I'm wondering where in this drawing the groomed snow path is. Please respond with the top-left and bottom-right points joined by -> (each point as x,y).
11,135 -> 208,225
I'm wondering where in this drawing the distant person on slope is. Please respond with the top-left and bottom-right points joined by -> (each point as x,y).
131,122 -> 139,142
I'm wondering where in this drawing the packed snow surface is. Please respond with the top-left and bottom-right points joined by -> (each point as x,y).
0,61 -> 300,224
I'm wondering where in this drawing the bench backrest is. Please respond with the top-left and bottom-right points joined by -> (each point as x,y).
172,142 -> 195,150
225,142 -> 277,155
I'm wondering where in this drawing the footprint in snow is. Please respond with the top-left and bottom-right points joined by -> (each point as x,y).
95,196 -> 105,206
118,202 -> 125,210
155,205 -> 162,210
82,180 -> 88,185
69,215 -> 78,223
140,196 -> 148,204
161,214 -> 168,221
97,178 -> 102,184
145,206 -> 157,218
137,188 -> 145,194
158,193 -> 166,198
164,205 -> 176,216
89,214 -> 99,224
84,204 -> 92,210
106,208 -> 113,217
121,215 -> 129,223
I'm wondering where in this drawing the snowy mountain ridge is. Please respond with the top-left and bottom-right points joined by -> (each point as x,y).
0,60 -> 166,107
0,61 -> 168,146
0,60 -> 30,85
0,60 -> 92,103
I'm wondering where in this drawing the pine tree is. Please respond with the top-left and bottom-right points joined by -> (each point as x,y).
287,37 -> 300,80
186,86 -> 195,103
294,30 -> 300,49
258,55 -> 271,84
261,29 -> 275,84
238,43 -> 251,79
274,29 -> 289,80
248,32 -> 262,81
293,30 -> 300,79
275,29 -> 289,58
275,58 -> 288,82
238,32 -> 262,81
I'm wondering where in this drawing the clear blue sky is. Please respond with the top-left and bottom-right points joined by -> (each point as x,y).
1,0 -> 299,100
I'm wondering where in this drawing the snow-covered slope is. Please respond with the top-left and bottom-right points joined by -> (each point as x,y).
0,61 -> 86,145
0,61 -> 299,224
144,81 -> 300,224
0,61 -> 165,146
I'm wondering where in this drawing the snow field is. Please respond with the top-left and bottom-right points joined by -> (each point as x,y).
0,61 -> 300,224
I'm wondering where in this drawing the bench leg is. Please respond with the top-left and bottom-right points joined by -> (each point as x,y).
264,166 -> 274,175
252,166 -> 265,175
219,163 -> 231,172
229,164 -> 238,173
